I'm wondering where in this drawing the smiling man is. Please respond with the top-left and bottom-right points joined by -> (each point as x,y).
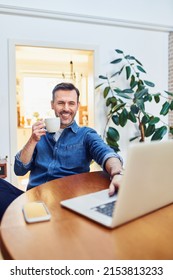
51,83 -> 80,128
14,83 -> 123,193
0,83 -> 123,220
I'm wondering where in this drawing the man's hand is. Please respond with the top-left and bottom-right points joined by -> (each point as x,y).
31,120 -> 46,142
108,174 -> 123,196
104,157 -> 123,196
19,120 -> 46,165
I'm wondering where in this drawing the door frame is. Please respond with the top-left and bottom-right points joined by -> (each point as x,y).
8,39 -> 99,185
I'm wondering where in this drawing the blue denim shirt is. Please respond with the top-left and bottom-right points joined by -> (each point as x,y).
14,121 -> 122,190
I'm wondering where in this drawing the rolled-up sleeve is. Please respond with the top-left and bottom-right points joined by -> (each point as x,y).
101,152 -> 123,170
14,151 -> 34,176
85,129 -> 123,169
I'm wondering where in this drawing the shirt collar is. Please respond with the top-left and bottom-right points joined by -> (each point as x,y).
65,120 -> 79,134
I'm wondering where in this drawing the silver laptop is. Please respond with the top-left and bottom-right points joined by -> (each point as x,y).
61,141 -> 173,228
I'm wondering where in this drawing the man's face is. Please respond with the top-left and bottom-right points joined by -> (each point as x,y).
51,89 -> 80,128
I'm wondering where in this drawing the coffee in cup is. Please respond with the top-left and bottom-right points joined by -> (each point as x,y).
45,117 -> 60,133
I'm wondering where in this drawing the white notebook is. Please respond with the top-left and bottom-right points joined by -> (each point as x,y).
61,141 -> 173,228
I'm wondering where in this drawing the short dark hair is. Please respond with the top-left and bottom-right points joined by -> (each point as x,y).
52,82 -> 80,102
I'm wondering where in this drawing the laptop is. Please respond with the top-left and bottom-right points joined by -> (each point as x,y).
60,141 -> 173,228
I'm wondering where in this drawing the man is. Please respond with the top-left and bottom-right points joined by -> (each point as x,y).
0,83 -> 123,220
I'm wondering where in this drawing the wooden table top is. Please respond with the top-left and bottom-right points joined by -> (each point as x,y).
0,171 -> 173,260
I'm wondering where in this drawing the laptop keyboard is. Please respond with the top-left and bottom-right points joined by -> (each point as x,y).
91,201 -> 116,217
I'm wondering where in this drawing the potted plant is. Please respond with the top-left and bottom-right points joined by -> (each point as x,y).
96,49 -> 173,152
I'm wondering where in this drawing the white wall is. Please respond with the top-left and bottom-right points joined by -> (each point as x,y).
0,0 -> 173,26
0,1 -> 172,182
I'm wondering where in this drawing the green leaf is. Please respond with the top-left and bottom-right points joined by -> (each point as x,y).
170,100 -> 173,110
160,101 -> 170,116
103,86 -> 110,98
151,126 -> 167,141
111,103 -> 126,114
106,97 -> 117,107
95,83 -> 104,89
145,124 -> 155,137
111,58 -> 122,64
134,88 -> 148,99
129,56 -> 135,60
116,92 -> 132,99
114,88 -> 122,94
106,139 -> 120,152
119,98 -> 125,104
134,58 -> 143,66
169,127 -> 173,135
126,66 -> 131,80
142,114 -> 150,124
153,94 -> 160,103
112,115 -> 119,125
128,111 -> 137,123
164,91 -> 173,97
137,65 -> 146,73
143,80 -> 155,87
129,135 -> 140,142
110,71 -> 120,78
130,75 -> 135,86
131,81 -> 138,89
115,49 -> 123,54
130,104 -> 139,114
106,137 -> 119,147
136,99 -> 145,111
148,94 -> 152,102
107,127 -> 120,142
112,146 -> 120,152
99,75 -> 107,79
137,80 -> 145,91
130,75 -> 135,88
144,94 -> 152,102
119,65 -> 125,75
106,98 -> 111,107
149,117 -> 160,125
119,108 -> 128,127
122,88 -> 133,93
125,55 -> 136,60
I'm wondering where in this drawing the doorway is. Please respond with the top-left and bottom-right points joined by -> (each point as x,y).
14,45 -> 94,188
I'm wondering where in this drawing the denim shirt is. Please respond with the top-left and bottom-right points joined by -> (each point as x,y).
14,121 -> 122,190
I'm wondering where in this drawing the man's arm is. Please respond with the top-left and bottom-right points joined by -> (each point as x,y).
19,120 -> 46,164
104,157 -> 123,196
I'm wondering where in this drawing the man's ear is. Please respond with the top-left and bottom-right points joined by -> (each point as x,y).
51,100 -> 54,110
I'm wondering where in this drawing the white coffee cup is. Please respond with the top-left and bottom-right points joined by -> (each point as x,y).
45,117 -> 60,133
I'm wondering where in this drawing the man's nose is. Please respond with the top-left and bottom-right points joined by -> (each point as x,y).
64,103 -> 69,110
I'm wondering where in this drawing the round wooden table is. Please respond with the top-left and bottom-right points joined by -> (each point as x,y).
1,171 -> 173,260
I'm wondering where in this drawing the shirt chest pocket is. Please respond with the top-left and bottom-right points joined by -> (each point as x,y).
57,143 -> 86,168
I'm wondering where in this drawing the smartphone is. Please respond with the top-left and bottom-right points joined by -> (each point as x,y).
22,201 -> 51,223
